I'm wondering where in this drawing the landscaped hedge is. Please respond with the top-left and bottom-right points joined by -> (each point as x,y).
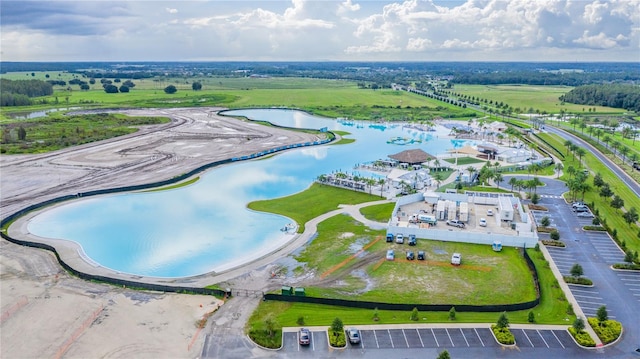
491,325 -> 515,345
329,329 -> 346,347
583,226 -> 606,231
568,327 -> 596,347
248,328 -> 282,349
564,276 -> 593,286
588,318 -> 622,344
537,227 -> 555,233
542,240 -> 565,247
613,263 -> 640,270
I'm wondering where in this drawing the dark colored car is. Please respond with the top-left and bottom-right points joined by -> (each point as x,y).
299,328 -> 311,345
406,251 -> 415,260
386,233 -> 394,242
417,250 -> 425,260
408,234 -> 417,246
346,328 -> 360,345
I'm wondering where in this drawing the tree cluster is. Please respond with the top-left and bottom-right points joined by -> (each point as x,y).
0,79 -> 54,107
560,84 -> 640,112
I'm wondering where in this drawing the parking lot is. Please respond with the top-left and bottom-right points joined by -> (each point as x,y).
281,327 -> 578,352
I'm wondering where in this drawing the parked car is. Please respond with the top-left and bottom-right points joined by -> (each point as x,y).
487,209 -> 494,216
406,251 -> 415,260
572,202 -> 585,208
451,253 -> 461,265
574,205 -> 589,212
417,250 -> 425,260
395,233 -> 404,244
633,162 -> 640,170
479,218 -> 487,227
299,328 -> 311,345
446,219 -> 465,228
408,234 -> 417,246
386,233 -> 394,242
386,249 -> 395,261
577,211 -> 595,218
346,328 -> 360,345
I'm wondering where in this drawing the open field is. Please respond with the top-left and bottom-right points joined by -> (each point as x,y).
454,84 -> 627,115
292,213 -> 536,305
0,76 -> 477,122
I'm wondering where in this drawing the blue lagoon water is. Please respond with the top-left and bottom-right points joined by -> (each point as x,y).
28,109 -> 473,277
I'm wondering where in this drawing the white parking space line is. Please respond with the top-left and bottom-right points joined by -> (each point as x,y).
618,274 -> 640,279
416,329 -> 424,347
432,329 -> 439,347
621,278 -> 640,282
312,332 -> 315,351
402,329 -> 409,347
474,328 -> 485,347
571,289 -> 599,294
577,299 -> 606,306
374,329 -> 380,348
446,328 -> 454,347
537,330 -> 550,348
552,331 -> 565,349
522,330 -> 534,347
460,328 -> 469,347
297,333 -> 300,351
573,294 -> 603,300
388,329 -> 394,349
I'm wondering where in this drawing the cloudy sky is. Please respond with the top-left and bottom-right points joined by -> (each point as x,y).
1,0 -> 638,62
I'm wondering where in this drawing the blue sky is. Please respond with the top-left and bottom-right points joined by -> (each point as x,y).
1,0 -> 638,62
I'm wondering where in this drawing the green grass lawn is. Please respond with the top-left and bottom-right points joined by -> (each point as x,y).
247,183 -> 382,233
454,84 -> 626,115
359,203 -> 395,222
443,156 -> 485,165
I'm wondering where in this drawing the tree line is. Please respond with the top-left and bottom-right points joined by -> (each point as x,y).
0,79 -> 53,106
559,84 -> 640,112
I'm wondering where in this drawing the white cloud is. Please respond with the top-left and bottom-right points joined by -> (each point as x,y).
0,0 -> 637,61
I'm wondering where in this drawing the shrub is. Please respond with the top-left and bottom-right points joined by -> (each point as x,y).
297,316 -> 305,326
491,325 -> 515,345
496,312 -> 509,329
410,307 -> 419,321
372,308 -> 379,321
540,216 -> 551,227
549,230 -> 560,240
331,317 -> 343,333
328,329 -> 346,347
528,311 -> 535,323
568,327 -> 596,347
588,318 -> 622,344
583,225 -> 606,231
248,328 -> 282,349
449,307 -> 456,321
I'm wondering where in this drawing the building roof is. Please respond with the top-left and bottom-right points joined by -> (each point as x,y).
388,149 -> 435,165
447,145 -> 482,156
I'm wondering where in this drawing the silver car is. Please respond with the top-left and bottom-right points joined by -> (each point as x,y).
346,328 -> 360,345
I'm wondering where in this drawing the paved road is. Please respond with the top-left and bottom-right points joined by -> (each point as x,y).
543,126 -> 640,198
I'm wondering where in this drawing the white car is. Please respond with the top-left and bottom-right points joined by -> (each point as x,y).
479,218 -> 487,227
395,233 -> 404,244
487,209 -> 494,216
451,253 -> 461,265
576,211 -> 594,218
386,250 -> 395,261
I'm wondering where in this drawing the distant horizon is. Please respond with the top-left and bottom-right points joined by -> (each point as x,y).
1,60 -> 638,64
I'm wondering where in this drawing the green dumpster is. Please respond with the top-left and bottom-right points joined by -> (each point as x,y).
294,287 -> 305,296
281,286 -> 293,296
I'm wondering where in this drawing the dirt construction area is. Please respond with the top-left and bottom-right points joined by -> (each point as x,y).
0,107 -> 325,358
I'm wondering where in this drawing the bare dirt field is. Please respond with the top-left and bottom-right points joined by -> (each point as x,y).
0,107 -> 325,359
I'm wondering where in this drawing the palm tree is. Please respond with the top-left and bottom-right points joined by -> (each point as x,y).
620,146 -> 629,162
564,140 -> 573,156
494,173 -> 504,188
433,173 -> 443,188
575,147 -> 586,164
509,177 -> 519,192
554,163 -> 564,178
378,178 -> 386,197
